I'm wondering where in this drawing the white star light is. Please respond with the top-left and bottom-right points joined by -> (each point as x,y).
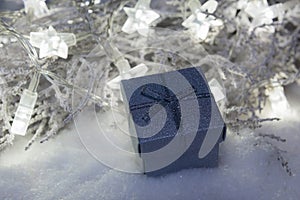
122,0 -> 160,36
30,26 -> 76,59
244,0 -> 284,32
107,63 -> 148,90
23,0 -> 50,18
182,0 -> 223,41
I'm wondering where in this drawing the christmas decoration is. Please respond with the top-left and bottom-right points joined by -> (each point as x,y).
182,0 -> 223,40
0,0 -> 299,177
266,78 -> 291,117
107,63 -> 148,90
10,72 -> 39,136
103,41 -> 148,90
122,0 -> 160,36
121,66 -> 226,176
208,78 -> 225,103
23,0 -> 50,18
244,0 -> 283,32
30,26 -> 76,59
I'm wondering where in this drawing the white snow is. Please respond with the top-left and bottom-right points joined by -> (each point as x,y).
1,83 -> 300,200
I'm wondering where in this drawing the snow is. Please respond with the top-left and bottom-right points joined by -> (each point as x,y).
1,83 -> 300,200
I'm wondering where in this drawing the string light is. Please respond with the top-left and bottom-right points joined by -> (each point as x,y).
182,0 -> 223,41
107,63 -> 148,90
266,79 -> 290,117
11,73 -> 40,136
244,0 -> 284,33
23,0 -> 50,18
122,0 -> 160,36
102,42 -> 148,90
29,26 -> 76,59
0,20 -> 104,136
0,0 -> 298,150
208,78 -> 225,102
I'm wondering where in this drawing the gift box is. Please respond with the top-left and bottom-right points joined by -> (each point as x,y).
121,66 -> 226,176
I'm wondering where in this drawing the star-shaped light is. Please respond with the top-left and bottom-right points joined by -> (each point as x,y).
122,0 -> 160,37
23,0 -> 50,18
182,0 -> 223,41
30,26 -> 76,59
244,0 -> 284,32
107,63 -> 148,90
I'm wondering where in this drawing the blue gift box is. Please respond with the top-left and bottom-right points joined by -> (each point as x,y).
121,67 -> 226,176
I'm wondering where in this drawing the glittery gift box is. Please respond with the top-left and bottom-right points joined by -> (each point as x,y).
121,66 -> 226,176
